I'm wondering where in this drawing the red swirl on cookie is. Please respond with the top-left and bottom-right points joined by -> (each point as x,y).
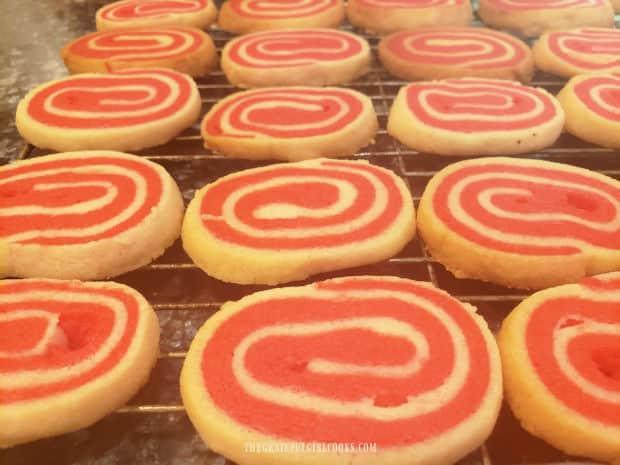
0,153 -> 164,246
225,29 -> 365,69
524,273 -> 620,425
0,280 -> 140,403
482,0 -> 608,9
99,0 -> 208,20
229,0 -> 338,18
571,74 -> 620,122
358,0 -> 465,6
203,88 -> 363,139
546,28 -> 620,71
404,78 -> 559,132
25,69 -> 195,129
65,27 -> 204,61
197,159 -> 404,249
189,276 -> 499,445
429,158 -> 620,255
382,28 -> 529,69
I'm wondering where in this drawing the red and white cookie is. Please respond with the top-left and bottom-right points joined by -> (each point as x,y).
201,87 -> 378,161
181,275 -> 502,465
558,73 -> 620,149
182,159 -> 415,284
0,151 -> 183,280
347,0 -> 473,36
218,0 -> 345,35
0,279 -> 159,448
378,27 -> 535,83
388,78 -> 564,156
478,0 -> 615,38
96,0 -> 218,31
61,26 -> 216,77
16,69 -> 200,152
221,29 -> 371,88
418,157 -> 620,289
533,28 -> 620,78
498,272 -> 620,462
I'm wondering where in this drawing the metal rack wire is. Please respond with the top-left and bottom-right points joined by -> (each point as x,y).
4,17 -> 616,465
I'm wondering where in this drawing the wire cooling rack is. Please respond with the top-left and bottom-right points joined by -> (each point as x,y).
2,6 -> 619,465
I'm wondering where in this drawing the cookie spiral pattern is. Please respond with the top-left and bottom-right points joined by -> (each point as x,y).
203,88 -> 365,139
381,28 -> 529,70
0,153 -> 168,246
225,29 -> 365,69
229,0 -> 338,17
0,279 -> 159,447
358,0 -> 465,6
499,272 -> 620,462
181,276 -> 502,465
99,0 -> 209,21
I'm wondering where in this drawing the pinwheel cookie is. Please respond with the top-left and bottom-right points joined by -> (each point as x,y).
378,27 -> 535,83
477,0 -> 614,38
347,0 -> 473,36
418,157 -> 620,289
0,151 -> 183,280
388,78 -> 564,156
498,272 -> 620,462
181,275 -> 503,465
96,0 -> 218,31
558,73 -> 620,149
221,29 -> 371,88
533,28 -> 620,78
16,69 -> 200,152
182,159 -> 415,285
201,87 -> 377,161
218,0 -> 345,35
0,279 -> 159,448
61,26 -> 216,77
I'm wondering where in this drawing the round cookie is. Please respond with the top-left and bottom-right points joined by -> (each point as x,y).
96,0 -> 218,31
222,28 -> 371,88
498,272 -> 620,462
61,26 -> 217,77
533,28 -> 620,78
557,73 -> 620,149
378,27 -> 535,83
347,0 -> 473,36
201,87 -> 378,161
388,78 -> 564,156
16,69 -> 201,152
0,151 -> 183,280
181,275 -> 503,465
418,157 -> 620,289
218,0 -> 345,35
0,279 -> 159,448
182,159 -> 415,285
477,0 -> 615,38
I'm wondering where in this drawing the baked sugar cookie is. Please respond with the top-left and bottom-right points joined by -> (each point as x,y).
418,157 -> 620,289
533,28 -> 620,78
222,28 -> 371,88
0,279 -> 159,448
388,78 -> 564,156
478,0 -> 615,38
378,27 -> 535,83
218,0 -> 345,35
498,272 -> 620,462
347,0 -> 473,36
61,26 -> 216,77
16,69 -> 200,152
182,159 -> 415,284
96,0 -> 218,31
181,275 -> 502,465
558,73 -> 620,149
201,87 -> 377,160
0,151 -> 183,280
